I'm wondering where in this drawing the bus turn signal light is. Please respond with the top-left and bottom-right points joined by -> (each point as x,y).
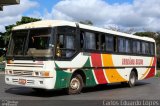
7,60 -> 14,64
42,71 -> 50,77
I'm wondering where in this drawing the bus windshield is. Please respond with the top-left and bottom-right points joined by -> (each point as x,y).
8,28 -> 53,58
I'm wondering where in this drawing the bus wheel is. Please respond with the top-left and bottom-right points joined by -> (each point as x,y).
68,74 -> 84,95
128,71 -> 137,87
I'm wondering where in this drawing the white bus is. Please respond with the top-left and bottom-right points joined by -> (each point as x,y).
5,20 -> 156,94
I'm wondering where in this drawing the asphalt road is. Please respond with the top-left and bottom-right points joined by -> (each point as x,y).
0,73 -> 160,106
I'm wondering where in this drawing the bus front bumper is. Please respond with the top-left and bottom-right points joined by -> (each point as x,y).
5,75 -> 55,90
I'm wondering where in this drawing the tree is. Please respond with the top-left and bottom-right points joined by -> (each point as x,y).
134,32 -> 157,39
16,16 -> 41,25
79,20 -> 93,25
124,28 -> 135,34
105,25 -> 120,31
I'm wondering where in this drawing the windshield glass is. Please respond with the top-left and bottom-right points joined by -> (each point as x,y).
8,28 -> 53,58
8,31 -> 28,56
27,28 -> 52,57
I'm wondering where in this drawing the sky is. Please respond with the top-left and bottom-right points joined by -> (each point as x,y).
0,0 -> 160,33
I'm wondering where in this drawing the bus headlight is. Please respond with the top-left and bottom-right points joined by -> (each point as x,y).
33,71 -> 52,77
32,71 -> 41,76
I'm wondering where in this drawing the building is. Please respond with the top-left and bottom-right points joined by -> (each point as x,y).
0,0 -> 20,11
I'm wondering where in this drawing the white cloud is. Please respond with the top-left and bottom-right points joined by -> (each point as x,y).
37,0 -> 160,32
1,0 -> 160,32
0,26 -> 5,33
0,0 -> 39,32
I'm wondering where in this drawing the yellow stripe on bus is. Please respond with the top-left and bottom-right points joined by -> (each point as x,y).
102,54 -> 127,83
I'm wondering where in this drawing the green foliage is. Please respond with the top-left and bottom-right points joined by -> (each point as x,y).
16,16 -> 41,26
155,71 -> 160,77
134,32 -> 157,38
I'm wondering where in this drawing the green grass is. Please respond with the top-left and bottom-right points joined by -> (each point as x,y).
155,72 -> 160,78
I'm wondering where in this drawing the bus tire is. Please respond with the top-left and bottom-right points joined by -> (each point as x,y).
67,74 -> 84,95
128,71 -> 137,87
121,82 -> 128,86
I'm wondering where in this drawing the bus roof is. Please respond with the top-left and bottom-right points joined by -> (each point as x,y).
12,20 -> 155,42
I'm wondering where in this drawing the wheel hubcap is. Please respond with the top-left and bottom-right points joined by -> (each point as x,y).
70,78 -> 80,90
130,75 -> 135,84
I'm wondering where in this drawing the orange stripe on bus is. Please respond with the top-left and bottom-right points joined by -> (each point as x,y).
102,54 -> 127,83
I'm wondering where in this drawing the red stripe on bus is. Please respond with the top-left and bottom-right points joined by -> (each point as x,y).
145,57 -> 156,79
91,53 -> 107,84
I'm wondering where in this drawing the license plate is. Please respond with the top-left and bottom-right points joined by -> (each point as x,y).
19,79 -> 26,85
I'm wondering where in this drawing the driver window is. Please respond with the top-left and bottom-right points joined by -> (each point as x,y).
56,34 -> 75,58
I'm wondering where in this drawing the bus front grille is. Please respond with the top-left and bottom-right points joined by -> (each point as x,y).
12,70 -> 33,76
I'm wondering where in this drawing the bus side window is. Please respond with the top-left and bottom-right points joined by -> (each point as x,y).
133,40 -> 141,54
56,34 -> 75,58
137,41 -> 141,54
96,33 -> 101,50
101,34 -> 114,52
118,37 -> 125,53
142,42 -> 146,55
114,36 -> 117,52
126,39 -> 131,53
118,37 -> 131,53
59,35 -> 64,48
145,42 -> 150,55
65,35 -> 75,57
150,43 -> 154,55
83,32 -> 96,50
132,40 -> 137,54
105,35 -> 114,52
101,34 -> 106,51
80,31 -> 84,49
142,42 -> 150,55
56,35 -> 64,57
81,31 -> 100,51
